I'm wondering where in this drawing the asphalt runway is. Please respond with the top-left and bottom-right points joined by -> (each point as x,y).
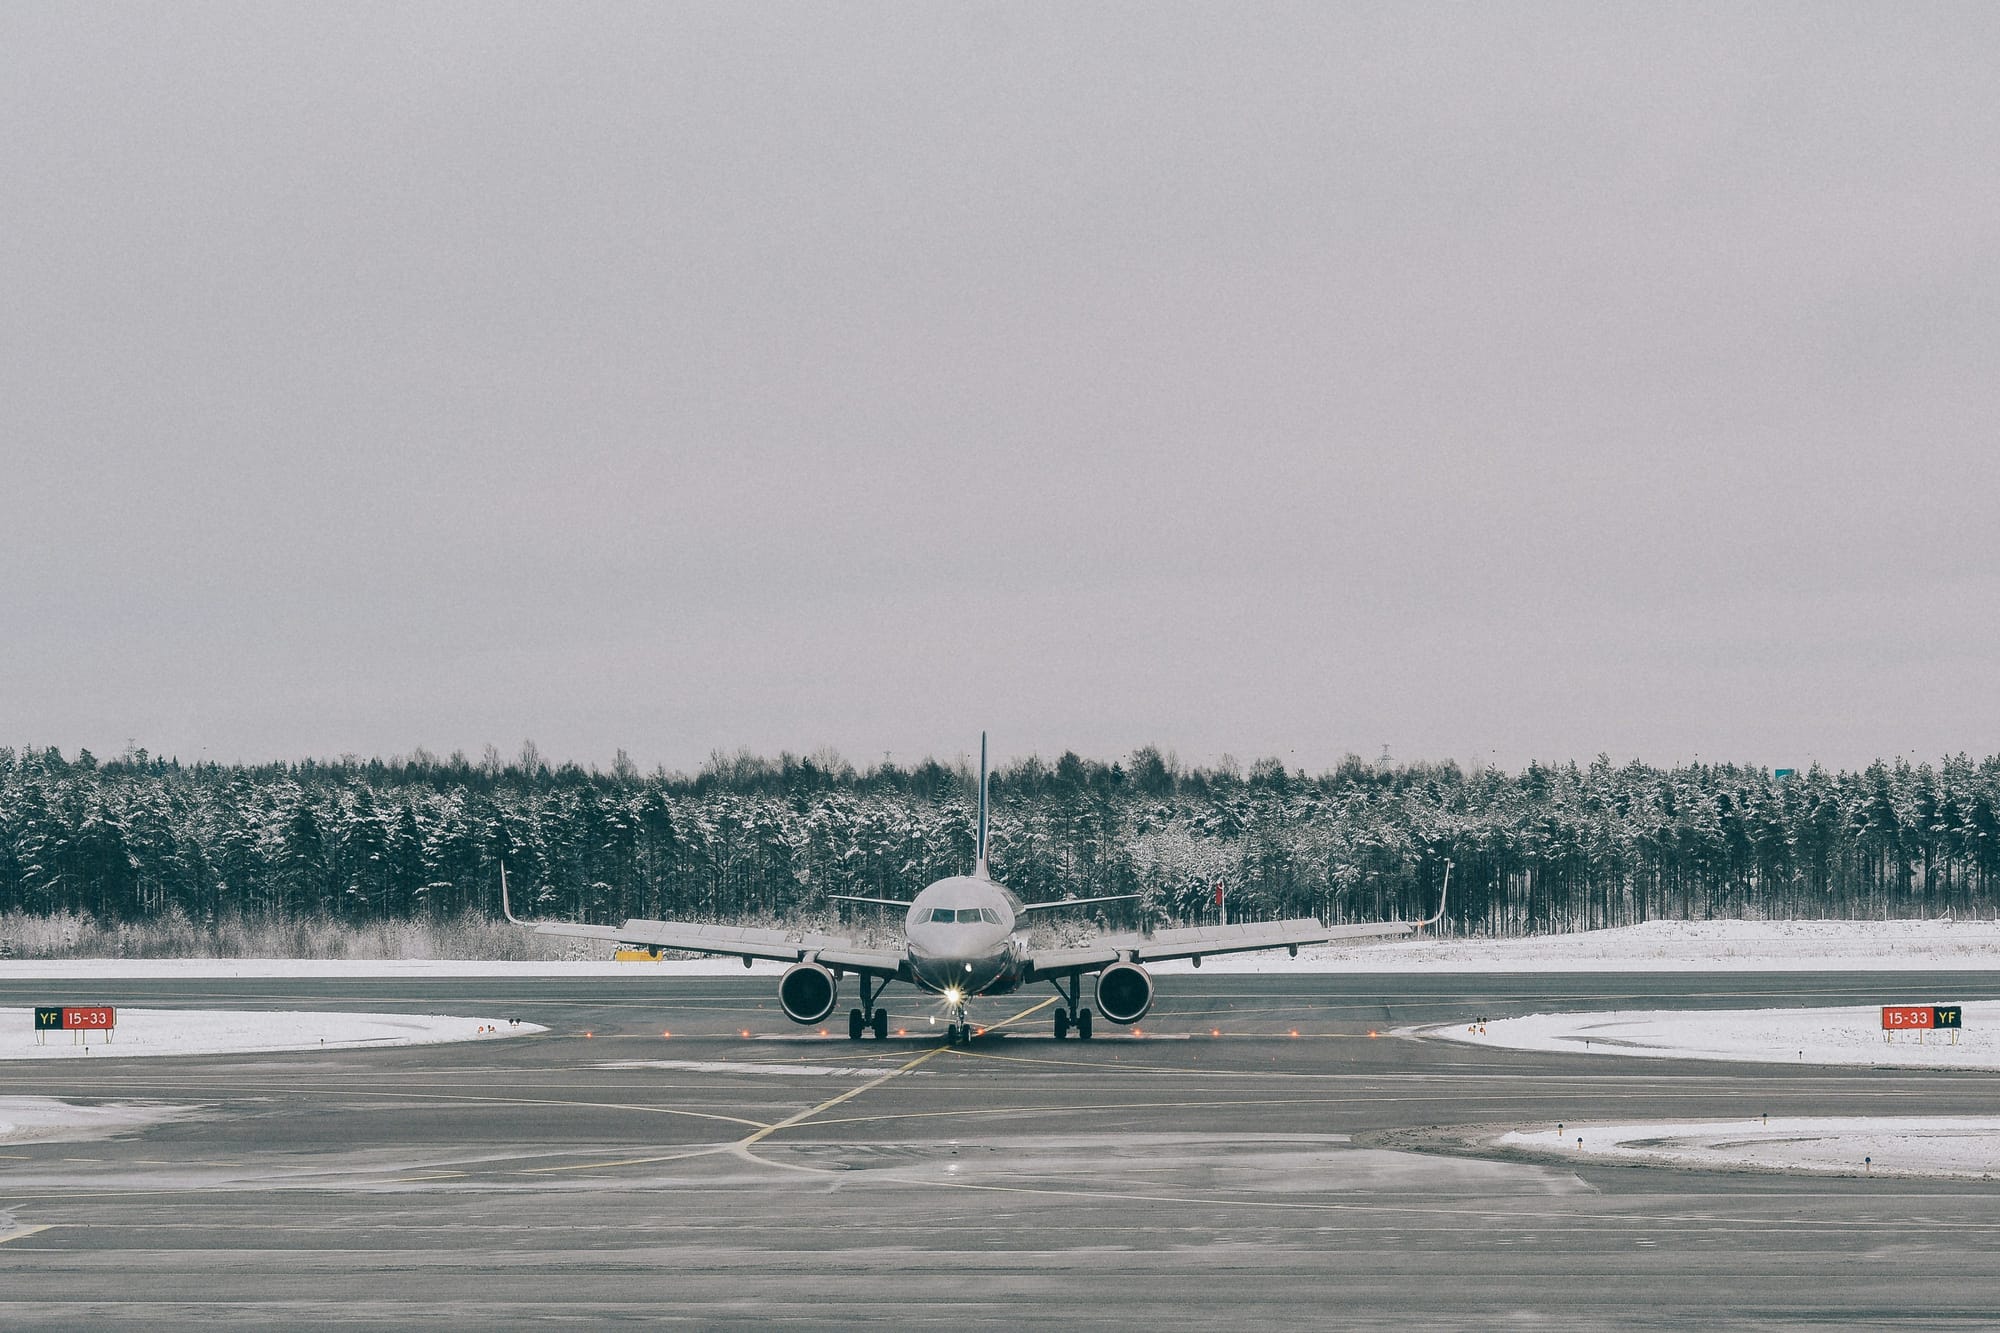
4,970 -> 2000,1328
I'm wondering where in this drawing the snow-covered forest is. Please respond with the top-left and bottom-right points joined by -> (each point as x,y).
3,744 -> 1999,955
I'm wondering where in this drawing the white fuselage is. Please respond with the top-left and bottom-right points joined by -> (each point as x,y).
902,872 -> 1027,997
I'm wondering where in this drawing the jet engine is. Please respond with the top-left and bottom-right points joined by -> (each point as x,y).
1094,961 -> 1155,1025
778,960 -> 839,1025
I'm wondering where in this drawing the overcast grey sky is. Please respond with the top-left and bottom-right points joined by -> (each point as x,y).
4,4 -> 1996,775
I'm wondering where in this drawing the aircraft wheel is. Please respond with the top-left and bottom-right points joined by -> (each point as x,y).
1053,1008 -> 1070,1040
1077,1008 -> 1093,1040
872,1008 -> 888,1040
848,1008 -> 864,1040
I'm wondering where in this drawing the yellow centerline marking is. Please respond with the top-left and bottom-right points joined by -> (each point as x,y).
736,998 -> 1056,1151
736,1050 -> 948,1149
522,999 -> 1062,1179
0,1225 -> 51,1245
519,1145 -> 734,1176
803,1095 -> 1397,1130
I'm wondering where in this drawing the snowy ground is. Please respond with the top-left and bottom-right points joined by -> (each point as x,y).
1498,1118 -> 2000,1180
1414,1001 -> 2000,1071
1236,916 -> 2000,973
0,958 -> 787,979
1,917 -> 1996,979
1426,996 -> 2000,1179
0,1008 -> 545,1061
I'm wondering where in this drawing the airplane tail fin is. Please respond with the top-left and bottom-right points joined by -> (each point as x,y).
975,731 -> 990,878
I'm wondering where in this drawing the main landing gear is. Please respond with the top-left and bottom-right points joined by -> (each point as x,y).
1050,972 -> 1094,1040
845,974 -> 891,1040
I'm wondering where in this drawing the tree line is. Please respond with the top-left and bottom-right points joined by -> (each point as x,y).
3,743 -> 1999,938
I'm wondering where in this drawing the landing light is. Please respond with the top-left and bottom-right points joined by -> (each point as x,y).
943,986 -> 964,1006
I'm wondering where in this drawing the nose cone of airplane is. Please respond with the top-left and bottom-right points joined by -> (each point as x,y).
908,932 -> 1011,995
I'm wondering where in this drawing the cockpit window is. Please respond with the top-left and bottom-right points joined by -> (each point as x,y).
928,907 -> 995,923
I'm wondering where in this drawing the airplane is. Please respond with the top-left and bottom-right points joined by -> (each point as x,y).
501,735 -> 1448,1044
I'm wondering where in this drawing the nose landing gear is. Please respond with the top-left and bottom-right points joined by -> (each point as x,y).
941,989 -> 972,1045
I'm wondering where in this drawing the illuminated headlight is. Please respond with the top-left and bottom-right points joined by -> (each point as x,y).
943,986 -> 963,1006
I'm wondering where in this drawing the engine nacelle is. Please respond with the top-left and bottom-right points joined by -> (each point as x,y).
778,960 -> 839,1025
1095,961 -> 1155,1025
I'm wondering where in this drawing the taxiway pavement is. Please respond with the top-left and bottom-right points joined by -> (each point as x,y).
3,971 -> 1998,1328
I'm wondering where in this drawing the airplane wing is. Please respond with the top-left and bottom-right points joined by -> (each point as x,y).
1025,917 -> 1332,979
1026,867 -> 1450,979
503,871 -> 904,979
1016,892 -> 1141,914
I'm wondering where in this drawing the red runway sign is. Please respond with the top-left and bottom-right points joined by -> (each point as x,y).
1881,1006 -> 1934,1030
34,1006 -> 116,1031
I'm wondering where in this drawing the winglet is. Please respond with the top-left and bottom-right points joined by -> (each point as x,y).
976,732 -> 992,876
1413,859 -> 1451,930
500,861 -> 526,925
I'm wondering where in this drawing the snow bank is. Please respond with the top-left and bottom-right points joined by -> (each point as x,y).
0,1008 -> 545,1061
0,916 -> 1995,979
1499,1117 -> 2000,1179
1416,1002 -> 2000,1070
